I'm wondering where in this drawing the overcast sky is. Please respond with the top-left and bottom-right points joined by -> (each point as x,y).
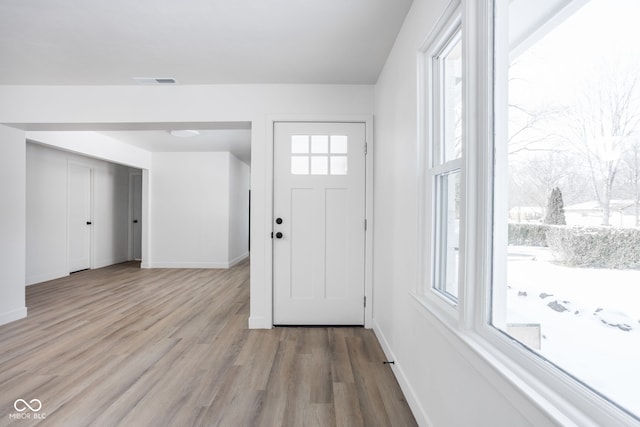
510,0 -> 640,107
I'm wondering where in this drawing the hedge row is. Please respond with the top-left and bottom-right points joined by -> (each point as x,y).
509,223 -> 640,269
508,223 -> 550,247
545,226 -> 640,269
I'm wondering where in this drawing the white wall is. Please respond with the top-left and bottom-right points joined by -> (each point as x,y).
228,154 -> 250,266
26,143 -> 68,283
26,142 -> 135,285
0,125 -> 27,325
149,152 -> 249,269
372,0 -> 560,426
0,84 -> 375,328
149,151 -> 230,268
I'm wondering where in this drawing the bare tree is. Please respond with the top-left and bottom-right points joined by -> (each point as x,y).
507,57 -> 567,156
507,101 -> 589,215
508,103 -> 565,155
562,70 -> 640,225
509,150 -> 588,211
619,138 -> 640,226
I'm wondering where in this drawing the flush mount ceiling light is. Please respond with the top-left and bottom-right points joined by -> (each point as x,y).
133,77 -> 177,85
169,130 -> 200,138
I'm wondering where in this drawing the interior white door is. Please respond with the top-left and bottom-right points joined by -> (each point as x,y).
273,122 -> 366,325
131,173 -> 142,260
69,163 -> 92,273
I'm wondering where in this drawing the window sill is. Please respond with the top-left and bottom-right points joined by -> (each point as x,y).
408,291 -> 637,427
409,290 -> 458,330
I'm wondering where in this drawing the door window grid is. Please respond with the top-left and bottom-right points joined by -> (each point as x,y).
290,135 -> 348,175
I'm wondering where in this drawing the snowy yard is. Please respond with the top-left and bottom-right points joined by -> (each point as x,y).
505,246 -> 640,417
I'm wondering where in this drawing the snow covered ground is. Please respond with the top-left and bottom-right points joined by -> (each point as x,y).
504,246 -> 640,418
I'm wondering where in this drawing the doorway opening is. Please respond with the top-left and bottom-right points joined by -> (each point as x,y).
24,121 -> 252,285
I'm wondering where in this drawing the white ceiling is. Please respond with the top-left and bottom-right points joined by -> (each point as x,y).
98,129 -> 252,165
1,0 -> 413,163
0,0 -> 413,86
19,122 -> 253,165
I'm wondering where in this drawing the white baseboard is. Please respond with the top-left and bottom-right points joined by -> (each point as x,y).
228,252 -> 249,268
248,316 -> 272,329
146,262 -> 230,269
0,306 -> 27,326
94,256 -> 129,269
372,319 -> 433,427
146,255 -> 249,270
26,271 -> 69,286
27,257 -> 130,286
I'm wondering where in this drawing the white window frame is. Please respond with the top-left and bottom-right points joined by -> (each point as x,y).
415,0 -> 640,425
474,0 -> 640,425
431,27 -> 463,305
416,0 -> 465,326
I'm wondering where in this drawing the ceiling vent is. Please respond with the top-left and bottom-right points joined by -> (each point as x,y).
133,77 -> 177,85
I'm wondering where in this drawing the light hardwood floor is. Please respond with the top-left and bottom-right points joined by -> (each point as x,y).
0,261 -> 417,427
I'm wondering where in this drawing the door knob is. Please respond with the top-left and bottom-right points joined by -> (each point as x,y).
275,218 -> 283,224
275,232 -> 283,239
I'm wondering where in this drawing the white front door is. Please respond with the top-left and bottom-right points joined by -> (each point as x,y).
273,122 -> 366,325
69,163 -> 92,273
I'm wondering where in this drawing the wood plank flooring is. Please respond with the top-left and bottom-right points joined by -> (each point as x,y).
0,261 -> 416,427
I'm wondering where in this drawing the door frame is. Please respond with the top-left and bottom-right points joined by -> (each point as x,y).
266,115 -> 374,328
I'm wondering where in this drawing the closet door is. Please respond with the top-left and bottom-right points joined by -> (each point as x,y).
69,163 -> 92,272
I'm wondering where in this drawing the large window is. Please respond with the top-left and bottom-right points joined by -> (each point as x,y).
491,0 -> 640,422
417,0 -> 640,425
420,3 -> 463,308
432,30 -> 462,302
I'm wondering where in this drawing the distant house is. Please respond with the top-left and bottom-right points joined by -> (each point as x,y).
509,206 -> 545,223
564,200 -> 639,227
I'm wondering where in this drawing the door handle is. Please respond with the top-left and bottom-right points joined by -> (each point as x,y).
86,221 -> 92,225
133,220 -> 139,223
275,232 -> 283,239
